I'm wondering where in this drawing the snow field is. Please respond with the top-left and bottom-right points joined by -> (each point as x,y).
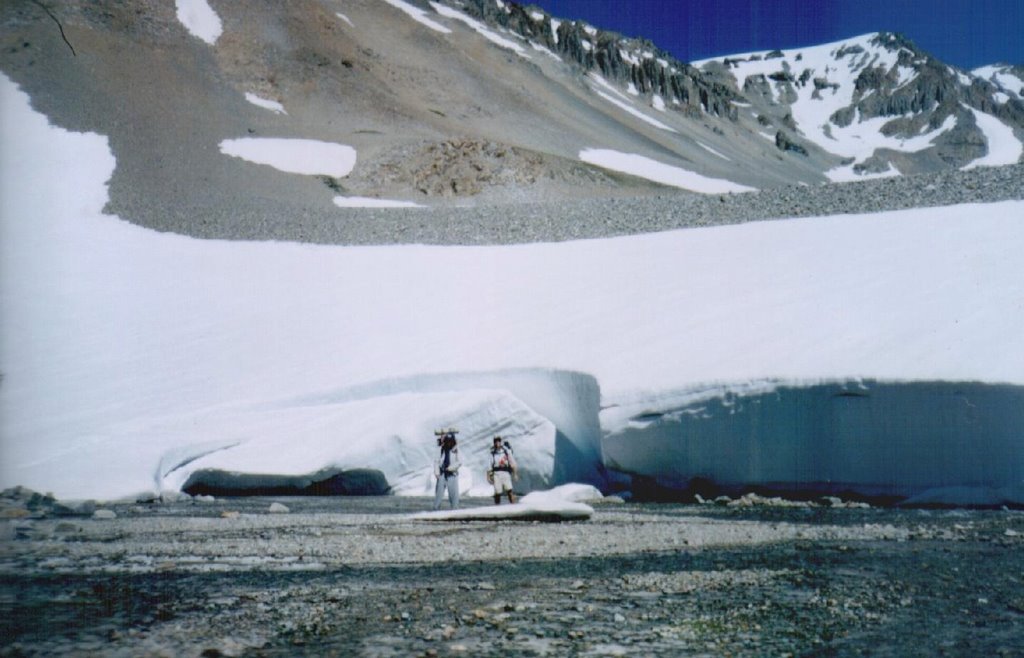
2,73 -> 1023,503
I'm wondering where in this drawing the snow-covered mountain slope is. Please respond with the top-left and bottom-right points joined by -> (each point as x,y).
3,73 -> 1023,505
0,0 -> 773,233
2,0 -> 1019,239
695,33 -> 1024,181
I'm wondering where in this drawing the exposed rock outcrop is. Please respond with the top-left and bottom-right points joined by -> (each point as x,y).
450,0 -> 739,119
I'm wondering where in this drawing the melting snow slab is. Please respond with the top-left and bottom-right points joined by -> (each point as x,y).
410,500 -> 593,522
410,484 -> 599,521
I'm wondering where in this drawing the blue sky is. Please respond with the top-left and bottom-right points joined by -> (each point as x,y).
526,0 -> 1023,70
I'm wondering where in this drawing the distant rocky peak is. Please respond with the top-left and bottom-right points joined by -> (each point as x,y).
693,30 -> 1023,177
866,32 -> 921,56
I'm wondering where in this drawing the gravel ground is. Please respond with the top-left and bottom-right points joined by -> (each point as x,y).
3,496 -> 1023,656
116,163 -> 1024,246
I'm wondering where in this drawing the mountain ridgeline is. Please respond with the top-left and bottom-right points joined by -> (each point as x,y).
456,0 -> 739,119
463,1 -> 1024,179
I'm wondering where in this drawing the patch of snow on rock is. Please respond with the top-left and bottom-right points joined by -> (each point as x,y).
382,0 -> 451,34
580,149 -> 756,194
429,2 -> 528,57
333,196 -> 424,208
588,74 -> 678,133
973,65 -> 1024,101
175,0 -> 222,45
697,141 -> 731,161
244,93 -> 286,114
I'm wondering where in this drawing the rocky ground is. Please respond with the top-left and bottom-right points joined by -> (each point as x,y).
113,160 -> 1024,246
2,494 -> 1023,657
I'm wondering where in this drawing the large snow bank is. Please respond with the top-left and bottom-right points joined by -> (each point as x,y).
151,369 -> 605,499
2,73 -> 1022,504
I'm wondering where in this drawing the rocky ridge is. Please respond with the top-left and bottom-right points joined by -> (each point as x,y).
454,0 -> 739,118
123,158 -> 1024,246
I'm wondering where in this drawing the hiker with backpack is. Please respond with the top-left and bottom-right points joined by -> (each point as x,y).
432,430 -> 461,510
487,435 -> 518,504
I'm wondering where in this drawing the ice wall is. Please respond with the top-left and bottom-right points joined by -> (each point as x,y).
157,368 -> 605,497
602,379 -> 1024,505
284,368 -> 605,484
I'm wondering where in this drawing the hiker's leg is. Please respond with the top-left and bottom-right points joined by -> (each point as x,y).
433,476 -> 445,510
448,474 -> 459,509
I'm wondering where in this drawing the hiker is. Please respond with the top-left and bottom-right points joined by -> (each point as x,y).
433,431 -> 461,510
488,435 -> 518,504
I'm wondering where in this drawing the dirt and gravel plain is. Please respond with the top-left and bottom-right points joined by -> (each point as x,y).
2,495 -> 1023,657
